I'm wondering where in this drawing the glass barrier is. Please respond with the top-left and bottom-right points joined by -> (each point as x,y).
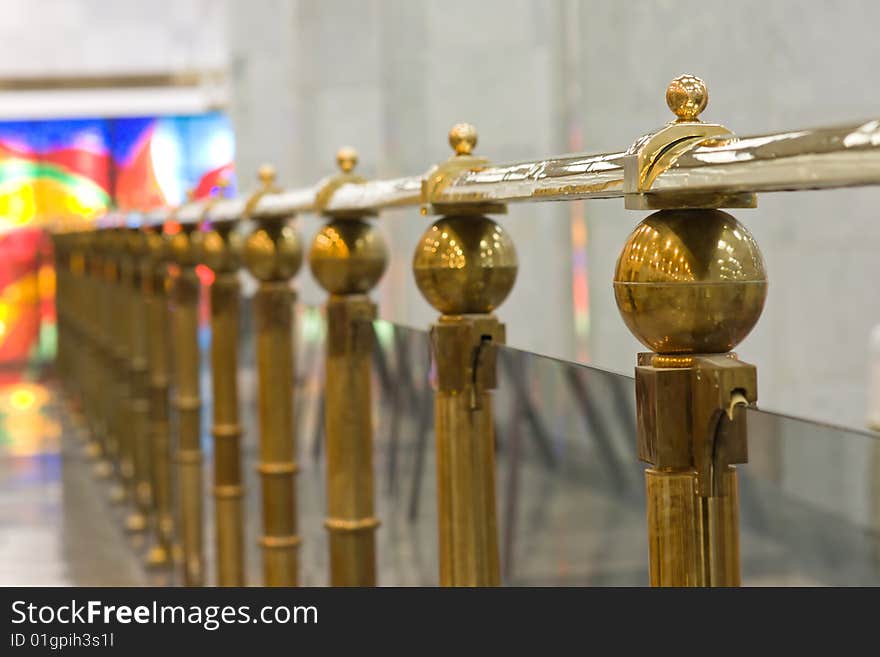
741,409 -> 880,585
220,303 -> 880,586
494,344 -> 880,586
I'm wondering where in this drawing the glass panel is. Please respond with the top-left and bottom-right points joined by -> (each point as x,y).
493,344 -> 645,585
496,345 -> 880,586
368,319 -> 437,585
229,304 -> 880,586
741,407 -> 880,585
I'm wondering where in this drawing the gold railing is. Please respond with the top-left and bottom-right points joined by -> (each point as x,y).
50,74 -> 880,587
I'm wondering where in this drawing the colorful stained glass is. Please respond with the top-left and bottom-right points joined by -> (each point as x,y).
0,119 -> 111,232
0,111 -> 236,366
113,113 -> 235,209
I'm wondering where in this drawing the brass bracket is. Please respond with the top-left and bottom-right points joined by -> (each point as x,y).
635,352 -> 756,497
431,315 -> 505,408
623,122 -> 757,210
315,171 -> 376,218
199,178 -> 231,223
244,172 -> 281,219
201,221 -> 241,273
421,154 -> 506,217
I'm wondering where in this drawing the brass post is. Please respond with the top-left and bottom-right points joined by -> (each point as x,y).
310,148 -> 387,586
168,215 -> 205,585
60,231 -> 84,415
52,232 -> 67,394
413,124 -> 517,586
83,229 -> 113,478
68,231 -> 99,456
614,75 -> 767,586
108,225 -> 141,517
201,180 -> 247,586
126,222 -> 154,534
143,217 -> 174,569
97,226 -> 126,504
243,171 -> 303,587
80,230 -> 97,455
60,231 -> 73,397
116,225 -> 146,531
68,232 -> 84,407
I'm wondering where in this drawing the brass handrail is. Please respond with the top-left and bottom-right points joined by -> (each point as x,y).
163,117 -> 880,225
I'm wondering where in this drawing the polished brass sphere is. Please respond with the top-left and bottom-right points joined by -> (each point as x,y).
200,226 -> 241,273
666,74 -> 708,122
336,147 -> 358,174
69,231 -> 87,258
613,209 -> 767,354
309,219 -> 387,295
84,230 -> 100,256
169,228 -> 202,267
144,229 -> 169,263
243,222 -> 303,281
126,228 -> 147,256
413,215 -> 517,315
94,229 -> 107,249
103,228 -> 126,254
448,123 -> 477,156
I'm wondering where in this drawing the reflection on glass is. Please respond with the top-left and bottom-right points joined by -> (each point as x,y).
6,300 -> 880,586
229,308 -> 880,586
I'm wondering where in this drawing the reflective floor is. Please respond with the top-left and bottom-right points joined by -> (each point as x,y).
0,372 -> 146,586
4,301 -> 880,586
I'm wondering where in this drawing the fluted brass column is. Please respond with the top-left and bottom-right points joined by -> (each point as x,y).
310,148 -> 387,586
83,229 -> 112,477
168,217 -> 205,585
201,189 -> 247,587
119,225 -> 146,531
64,231 -> 88,421
110,226 -> 142,518
51,232 -> 69,393
413,125 -> 517,586
64,231 -> 93,450
143,218 -> 174,568
125,223 -> 154,534
243,184 -> 303,587
614,76 -> 766,586
98,226 -> 126,504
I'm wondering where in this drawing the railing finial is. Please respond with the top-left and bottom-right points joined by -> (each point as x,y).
666,74 -> 708,123
257,163 -> 277,186
448,122 -> 477,156
336,146 -> 358,173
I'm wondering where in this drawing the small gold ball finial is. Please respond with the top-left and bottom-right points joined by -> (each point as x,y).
215,175 -> 230,196
257,163 -> 276,185
336,146 -> 358,173
448,123 -> 477,156
666,74 -> 708,122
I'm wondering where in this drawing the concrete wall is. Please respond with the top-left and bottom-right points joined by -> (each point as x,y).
226,0 -> 880,433
575,0 -> 880,428
0,0 -> 226,77
5,0 -> 876,429
2,0 -> 875,527
227,0 -> 577,362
